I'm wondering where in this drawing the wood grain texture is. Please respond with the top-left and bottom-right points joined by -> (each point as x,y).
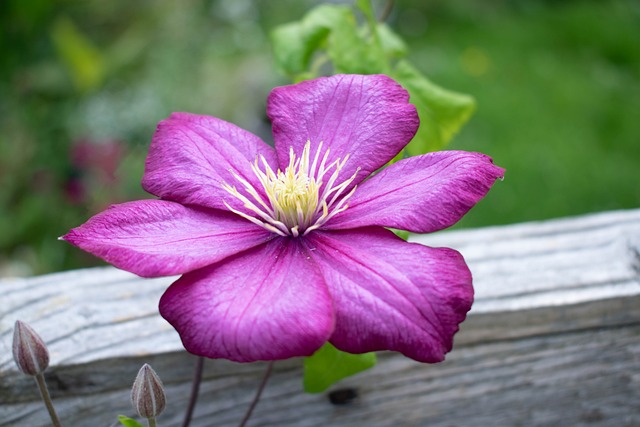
1,209 -> 639,426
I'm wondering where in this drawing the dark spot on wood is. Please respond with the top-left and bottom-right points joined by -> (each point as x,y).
47,372 -> 69,391
580,408 -> 604,423
628,243 -> 640,276
328,388 -> 358,405
45,371 -> 97,394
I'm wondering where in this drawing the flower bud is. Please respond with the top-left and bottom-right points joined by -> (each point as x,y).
12,320 -> 50,376
131,363 -> 166,418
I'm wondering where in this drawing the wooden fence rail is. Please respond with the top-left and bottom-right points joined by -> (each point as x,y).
1,209 -> 639,426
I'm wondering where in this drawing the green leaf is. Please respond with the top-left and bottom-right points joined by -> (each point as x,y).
377,23 -> 408,59
117,415 -> 145,427
303,343 -> 377,393
50,16 -> 105,92
271,4 -> 390,79
392,60 -> 476,154
271,2 -> 475,153
270,5 -> 345,79
355,0 -> 378,34
326,7 -> 388,74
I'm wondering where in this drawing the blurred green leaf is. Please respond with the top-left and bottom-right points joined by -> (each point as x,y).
354,0 -> 386,55
392,60 -> 476,154
271,5 -> 344,79
105,24 -> 152,75
355,0 -> 376,22
378,23 -> 408,59
51,16 -> 104,92
271,3 -> 390,80
326,6 -> 389,75
117,415 -> 145,427
303,343 -> 377,393
272,1 -> 474,156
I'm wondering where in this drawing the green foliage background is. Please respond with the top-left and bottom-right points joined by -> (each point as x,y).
1,0 -> 638,276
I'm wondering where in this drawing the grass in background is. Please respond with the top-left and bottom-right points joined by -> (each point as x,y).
398,0 -> 640,227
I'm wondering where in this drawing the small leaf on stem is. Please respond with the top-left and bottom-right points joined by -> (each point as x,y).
303,343 -> 377,393
117,415 -> 146,427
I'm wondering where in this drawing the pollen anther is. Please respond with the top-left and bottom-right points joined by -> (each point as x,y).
223,141 -> 358,236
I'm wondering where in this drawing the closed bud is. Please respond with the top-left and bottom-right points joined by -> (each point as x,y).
12,320 -> 50,376
131,363 -> 166,419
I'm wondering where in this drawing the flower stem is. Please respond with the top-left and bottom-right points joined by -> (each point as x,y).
379,0 -> 395,22
182,356 -> 205,427
148,417 -> 157,427
34,373 -> 62,427
238,362 -> 274,427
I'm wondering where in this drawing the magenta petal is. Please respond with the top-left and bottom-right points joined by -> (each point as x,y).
142,112 -> 278,210
307,228 -> 472,363
62,200 -> 274,277
159,239 -> 334,362
268,74 -> 419,186
327,151 -> 505,233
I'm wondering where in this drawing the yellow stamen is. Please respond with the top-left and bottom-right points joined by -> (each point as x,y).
223,141 -> 358,237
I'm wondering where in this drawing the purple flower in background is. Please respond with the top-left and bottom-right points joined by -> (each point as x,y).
63,74 -> 504,363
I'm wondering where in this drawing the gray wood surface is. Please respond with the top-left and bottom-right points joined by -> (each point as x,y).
1,209 -> 639,426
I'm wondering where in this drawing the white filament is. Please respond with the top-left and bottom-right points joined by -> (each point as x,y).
223,141 -> 359,237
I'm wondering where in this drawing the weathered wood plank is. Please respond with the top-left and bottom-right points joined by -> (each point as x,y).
1,209 -> 639,426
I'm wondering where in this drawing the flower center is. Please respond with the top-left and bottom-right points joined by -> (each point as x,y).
223,141 -> 359,237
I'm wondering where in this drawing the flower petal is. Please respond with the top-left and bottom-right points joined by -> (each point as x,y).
159,239 -> 334,362
307,228 -> 472,363
142,112 -> 278,210
62,200 -> 274,277
326,151 -> 505,233
268,74 -> 419,186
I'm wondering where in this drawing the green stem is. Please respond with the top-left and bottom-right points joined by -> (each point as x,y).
237,362 -> 274,427
378,0 -> 395,22
306,53 -> 329,81
34,373 -> 62,427
148,416 -> 157,427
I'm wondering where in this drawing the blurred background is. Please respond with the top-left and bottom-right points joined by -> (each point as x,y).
1,0 -> 638,276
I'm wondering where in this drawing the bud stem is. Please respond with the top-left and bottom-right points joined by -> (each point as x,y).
148,417 -> 157,427
35,373 -> 62,427
181,356 -> 204,427
237,361 -> 274,427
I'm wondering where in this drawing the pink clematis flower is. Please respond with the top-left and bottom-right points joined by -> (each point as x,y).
63,74 -> 504,363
